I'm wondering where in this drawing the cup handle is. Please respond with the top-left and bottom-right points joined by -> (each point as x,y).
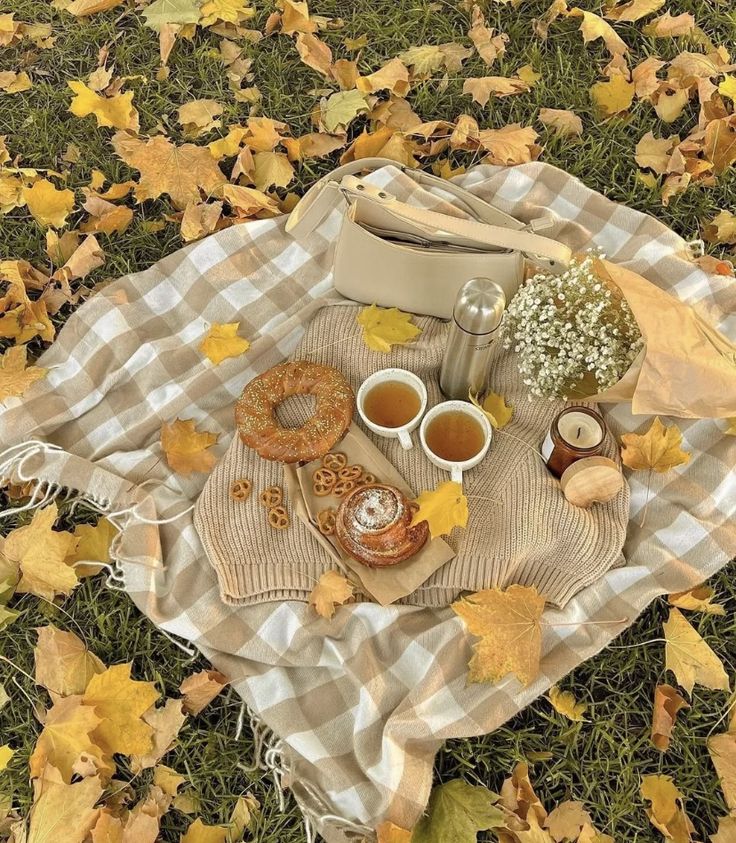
398,429 -> 413,450
450,465 -> 463,485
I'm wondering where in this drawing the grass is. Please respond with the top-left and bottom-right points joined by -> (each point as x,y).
1,0 -> 735,839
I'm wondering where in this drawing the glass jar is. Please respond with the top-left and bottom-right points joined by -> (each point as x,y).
542,406 -> 607,479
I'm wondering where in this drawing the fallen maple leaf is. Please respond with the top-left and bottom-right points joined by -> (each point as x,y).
356,58 -> 410,96
27,765 -> 102,843
704,210 -> 736,245
180,818 -> 229,843
295,31 -> 333,77
548,685 -> 587,722
130,697 -> 187,772
181,201 -> 223,242
668,585 -> 726,615
64,517 -> 118,578
68,81 -> 139,132
227,793 -> 259,839
308,570 -> 354,619
199,323 -> 250,365
604,0 -> 664,22
66,0 -> 124,14
470,389 -> 513,429
376,820 -> 412,843
712,816 -> 736,843
568,9 -> 628,58
653,86 -> 689,123
463,76 -> 530,107
320,89 -> 370,133
82,663 -> 160,756
0,745 -> 13,771
112,132 -> 227,209
545,801 -> 593,841
634,132 -> 677,173
0,345 -> 47,402
476,124 -> 539,165
341,126 -> 419,168
411,481 -> 468,540
411,779 -> 505,843
160,418 -> 219,475
663,608 -> 730,695
452,584 -> 546,685
153,763 -> 187,796
253,150 -> 294,191
22,179 -> 76,229
468,4 -> 508,66
0,504 -> 78,600
590,74 -> 635,117
708,730 -> 736,811
142,0 -> 202,30
0,71 -> 33,93
621,417 -> 690,473
34,625 -> 105,701
640,775 -> 696,843
642,11 -> 695,36
179,668 -> 228,715
538,107 -> 583,137
356,304 -> 421,353
177,99 -> 224,137
651,684 -> 689,752
704,116 -> 736,175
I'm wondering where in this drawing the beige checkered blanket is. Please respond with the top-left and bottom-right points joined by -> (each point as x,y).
1,163 -> 734,843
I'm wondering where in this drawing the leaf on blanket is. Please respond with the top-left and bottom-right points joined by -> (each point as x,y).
179,668 -> 229,715
82,663 -> 160,757
376,821 -> 412,843
0,504 -> 79,601
668,585 -> 726,615
199,322 -> 251,365
308,570 -> 355,619
356,304 -> 422,353
651,684 -> 689,751
34,625 -> 106,702
411,481 -> 468,540
640,775 -> 696,842
0,345 -> 47,402
160,418 -> 219,475
663,608 -> 730,696
620,417 -> 691,473
470,389 -> 513,429
547,686 -> 587,722
451,585 -> 546,685
180,818 -> 229,843
411,779 -> 505,843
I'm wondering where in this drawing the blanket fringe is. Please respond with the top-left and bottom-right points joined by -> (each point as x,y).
240,709 -> 374,842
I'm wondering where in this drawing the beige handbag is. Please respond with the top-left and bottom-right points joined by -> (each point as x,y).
286,157 -> 572,318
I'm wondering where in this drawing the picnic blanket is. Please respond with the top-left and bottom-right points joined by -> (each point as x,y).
1,162 -> 734,843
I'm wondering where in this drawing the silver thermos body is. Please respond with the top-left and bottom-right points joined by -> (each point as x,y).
439,278 -> 506,400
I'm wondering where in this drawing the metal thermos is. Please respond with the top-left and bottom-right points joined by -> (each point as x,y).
439,278 -> 506,400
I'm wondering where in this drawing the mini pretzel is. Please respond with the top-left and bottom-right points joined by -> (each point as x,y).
333,478 -> 356,497
338,464 -> 362,482
260,486 -> 283,508
323,452 -> 347,471
317,507 -> 336,536
267,506 -> 289,530
361,472 -> 376,485
229,478 -> 252,502
312,467 -> 336,497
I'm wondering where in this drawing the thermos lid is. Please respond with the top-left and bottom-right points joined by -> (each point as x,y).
452,278 -> 506,335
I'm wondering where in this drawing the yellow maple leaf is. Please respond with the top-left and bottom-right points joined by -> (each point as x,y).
548,686 -> 587,721
725,418 -> 736,436
29,694 -> 111,783
1,504 -> 78,600
222,184 -> 280,218
177,98 -> 224,136
295,31 -> 333,77
160,418 -> 219,475
470,389 -> 513,429
663,608 -> 730,695
640,775 -> 696,842
27,765 -> 103,843
463,75 -> 530,107
568,8 -> 628,57
308,570 -> 355,620
668,585 -> 726,615
130,697 -> 187,771
200,0 -> 254,26
199,323 -> 250,365
68,81 -> 139,131
376,820 -> 413,843
180,818 -> 229,843
356,58 -> 410,96
181,201 -> 223,242
708,731 -> 736,811
0,345 -> 47,402
153,763 -> 187,796
319,89 -> 369,134
620,417 -> 691,473
452,584 -> 546,685
111,132 -> 227,210
82,663 -> 160,757
22,179 -> 75,229
590,74 -> 635,116
0,745 -> 13,771
252,150 -> 294,191
651,684 -> 689,752
66,0 -> 124,15
356,304 -> 421,353
64,517 -> 118,578
179,668 -> 228,715
0,70 -> 33,93
411,481 -> 468,540
538,107 -> 583,137
718,75 -> 736,101
477,123 -> 539,165
34,624 -> 105,701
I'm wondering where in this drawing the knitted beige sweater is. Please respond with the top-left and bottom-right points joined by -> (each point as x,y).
195,304 -> 629,608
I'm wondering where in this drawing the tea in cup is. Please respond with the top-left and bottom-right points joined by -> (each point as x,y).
420,400 -> 492,484
357,369 -> 427,450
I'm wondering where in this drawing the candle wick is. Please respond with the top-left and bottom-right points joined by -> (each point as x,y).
577,426 -> 581,440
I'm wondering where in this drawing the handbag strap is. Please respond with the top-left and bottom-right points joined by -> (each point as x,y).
285,157 -> 571,268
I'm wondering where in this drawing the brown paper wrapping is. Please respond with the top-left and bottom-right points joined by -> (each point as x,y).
283,423 -> 455,606
577,259 -> 736,418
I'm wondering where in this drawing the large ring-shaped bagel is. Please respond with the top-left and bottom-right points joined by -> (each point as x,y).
235,361 -> 355,463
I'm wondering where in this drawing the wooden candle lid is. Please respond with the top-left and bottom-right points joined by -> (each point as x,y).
560,456 -> 624,508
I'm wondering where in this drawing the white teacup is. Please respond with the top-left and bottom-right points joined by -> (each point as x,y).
357,368 -> 427,450
419,400 -> 492,485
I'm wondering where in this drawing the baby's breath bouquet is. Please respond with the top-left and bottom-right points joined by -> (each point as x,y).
501,255 -> 644,400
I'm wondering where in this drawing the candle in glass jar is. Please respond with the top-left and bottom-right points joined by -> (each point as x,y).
542,407 -> 607,479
